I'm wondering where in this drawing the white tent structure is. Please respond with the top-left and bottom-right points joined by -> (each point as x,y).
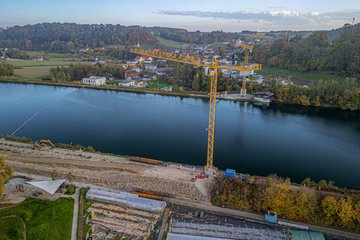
26,179 -> 65,194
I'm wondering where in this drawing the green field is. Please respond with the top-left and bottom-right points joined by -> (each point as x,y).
6,60 -> 77,67
155,36 -> 184,49
239,33 -> 273,40
146,80 -> 171,90
14,66 -> 52,79
25,51 -> 80,60
258,67 -> 344,82
0,216 -> 25,240
0,198 -> 74,240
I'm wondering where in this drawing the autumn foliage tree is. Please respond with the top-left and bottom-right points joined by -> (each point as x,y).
0,155 -> 14,198
212,174 -> 360,233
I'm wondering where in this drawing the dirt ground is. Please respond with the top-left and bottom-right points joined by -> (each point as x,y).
0,139 -> 213,202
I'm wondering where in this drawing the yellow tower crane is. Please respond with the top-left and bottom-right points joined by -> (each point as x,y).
238,43 -> 255,97
130,48 -> 261,171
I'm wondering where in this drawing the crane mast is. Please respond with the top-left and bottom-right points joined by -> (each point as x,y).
129,48 -> 260,171
206,63 -> 218,170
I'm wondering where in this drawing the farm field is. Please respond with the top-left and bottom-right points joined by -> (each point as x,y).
0,198 -> 74,240
155,36 -> 185,49
257,67 -> 345,83
14,66 -> 52,79
6,59 -> 78,67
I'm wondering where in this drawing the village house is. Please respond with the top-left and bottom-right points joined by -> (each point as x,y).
124,70 -> 140,80
155,67 -> 175,76
119,80 -> 136,87
135,55 -> 153,64
144,64 -> 157,72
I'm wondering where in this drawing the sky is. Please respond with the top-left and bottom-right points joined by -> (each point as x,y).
1,0 -> 359,31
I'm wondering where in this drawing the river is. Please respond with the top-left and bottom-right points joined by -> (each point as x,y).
0,82 -> 359,189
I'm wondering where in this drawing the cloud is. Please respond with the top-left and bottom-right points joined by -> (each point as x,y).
157,9 -> 360,30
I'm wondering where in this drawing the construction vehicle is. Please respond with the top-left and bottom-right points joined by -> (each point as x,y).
33,139 -> 55,149
130,48 -> 261,172
265,211 -> 278,224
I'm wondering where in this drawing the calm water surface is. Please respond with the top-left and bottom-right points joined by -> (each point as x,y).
0,83 -> 359,188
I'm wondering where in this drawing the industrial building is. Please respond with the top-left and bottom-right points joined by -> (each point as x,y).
81,76 -> 106,86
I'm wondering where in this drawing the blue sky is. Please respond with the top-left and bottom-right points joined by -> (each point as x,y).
1,0 -> 359,31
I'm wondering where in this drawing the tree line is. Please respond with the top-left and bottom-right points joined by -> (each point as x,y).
263,78 -> 360,110
0,156 -> 13,198
49,63 -> 124,81
0,23 -> 156,52
253,24 -> 360,76
212,175 -> 360,232
0,62 -> 14,76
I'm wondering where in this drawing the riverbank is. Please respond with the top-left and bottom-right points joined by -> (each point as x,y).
0,139 -> 213,202
2,77 -> 357,111
0,77 -> 210,100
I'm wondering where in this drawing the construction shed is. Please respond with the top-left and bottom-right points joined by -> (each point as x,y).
26,179 -> 65,195
86,188 -> 166,213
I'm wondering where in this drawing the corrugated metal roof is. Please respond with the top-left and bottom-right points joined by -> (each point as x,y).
292,230 -> 325,240
166,233 -> 230,240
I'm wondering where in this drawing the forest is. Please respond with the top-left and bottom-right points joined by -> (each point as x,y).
0,23 -> 156,52
49,63 -> 124,81
212,175 -> 360,233
253,24 -> 360,76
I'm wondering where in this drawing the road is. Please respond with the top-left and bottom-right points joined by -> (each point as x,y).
71,188 -> 80,240
63,188 -> 80,240
166,198 -> 360,240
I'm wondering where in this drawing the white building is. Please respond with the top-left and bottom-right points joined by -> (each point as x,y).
119,80 -> 136,87
82,76 -> 106,86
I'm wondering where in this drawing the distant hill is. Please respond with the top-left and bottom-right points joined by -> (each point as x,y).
253,23 -> 360,77
0,23 -> 156,52
0,23 -> 277,53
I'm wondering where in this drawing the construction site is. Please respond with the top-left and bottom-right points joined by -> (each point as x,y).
0,139 -> 213,202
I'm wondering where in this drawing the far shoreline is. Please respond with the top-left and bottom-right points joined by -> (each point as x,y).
0,78 -> 356,112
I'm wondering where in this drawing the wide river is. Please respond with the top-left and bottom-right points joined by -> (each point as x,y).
0,83 -> 359,188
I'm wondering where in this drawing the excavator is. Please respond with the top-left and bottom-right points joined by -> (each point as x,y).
33,139 -> 55,150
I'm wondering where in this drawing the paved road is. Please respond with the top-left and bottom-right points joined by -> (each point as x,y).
166,198 -> 360,240
70,188 -> 80,240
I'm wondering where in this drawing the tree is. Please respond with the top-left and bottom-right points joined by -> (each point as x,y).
55,71 -> 67,82
338,197 -> 355,227
0,62 -> 14,76
0,155 -> 13,198
318,179 -> 328,189
51,170 -> 60,180
354,201 -> 360,225
321,196 -> 339,225
191,75 -> 200,91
